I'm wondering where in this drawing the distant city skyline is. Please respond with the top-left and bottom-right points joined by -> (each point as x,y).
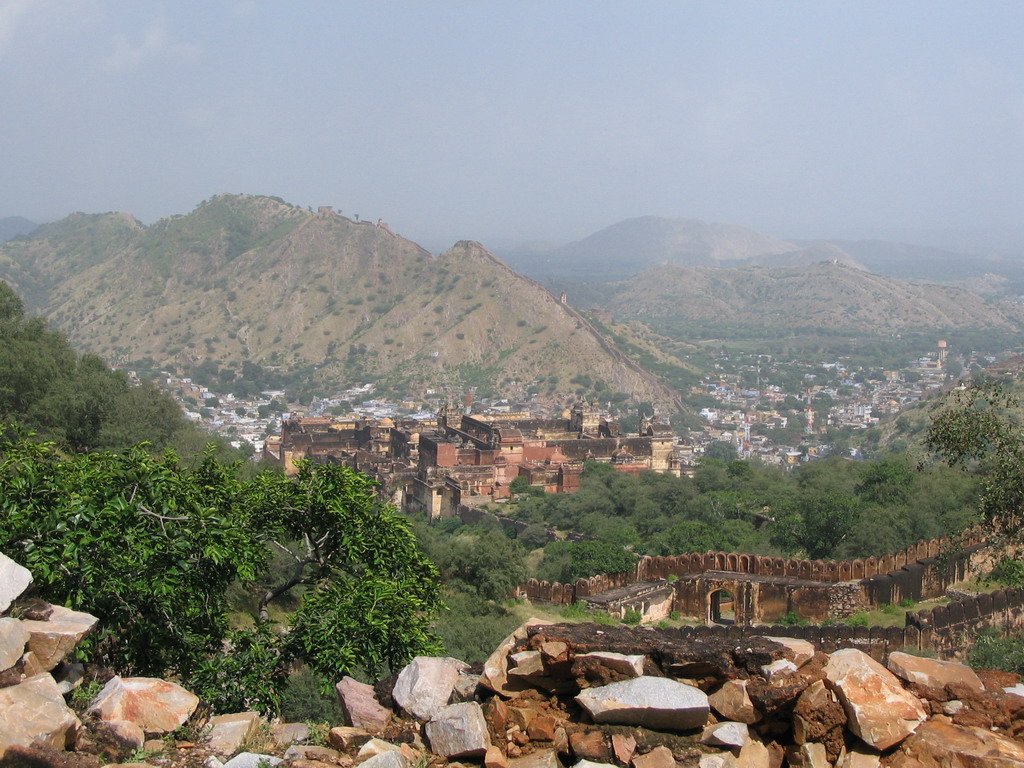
2,1 -> 1022,253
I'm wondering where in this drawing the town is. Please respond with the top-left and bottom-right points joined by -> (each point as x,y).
150,338 -> 991,519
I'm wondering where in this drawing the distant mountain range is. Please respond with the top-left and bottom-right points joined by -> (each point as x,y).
497,216 -> 1024,294
0,216 -> 36,243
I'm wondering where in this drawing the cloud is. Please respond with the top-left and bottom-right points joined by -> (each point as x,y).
0,0 -> 36,52
104,15 -> 200,72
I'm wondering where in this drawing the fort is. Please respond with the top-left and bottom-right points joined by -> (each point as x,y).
517,530 -> 1020,657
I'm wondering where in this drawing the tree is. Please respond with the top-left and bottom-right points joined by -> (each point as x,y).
704,440 -> 738,462
433,530 -> 526,601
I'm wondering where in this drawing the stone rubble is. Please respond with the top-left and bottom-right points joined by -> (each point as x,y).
6,546 -> 1024,768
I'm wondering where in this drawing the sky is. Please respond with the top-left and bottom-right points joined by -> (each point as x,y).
2,1 -> 1023,252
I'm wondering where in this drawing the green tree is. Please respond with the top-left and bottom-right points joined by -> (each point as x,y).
434,530 -> 527,601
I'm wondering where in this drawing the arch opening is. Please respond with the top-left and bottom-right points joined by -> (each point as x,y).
710,588 -> 735,625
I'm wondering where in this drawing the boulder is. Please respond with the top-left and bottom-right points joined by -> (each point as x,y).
19,607 -> 99,673
392,656 -> 468,721
796,743 -> 829,768
271,723 -> 310,747
573,652 -> 645,678
509,651 -> 546,679
0,618 -> 29,673
701,722 -> 749,750
0,674 -> 80,756
357,739 -> 402,758
568,730 -> 610,762
698,755 -> 736,768
336,676 -> 392,732
206,712 -> 262,756
836,748 -> 881,768
0,553 -> 32,615
327,726 -> 371,751
86,676 -> 199,734
886,651 -> 985,694
735,737 -> 772,768
485,745 -> 508,768
575,676 -> 709,730
92,718 -> 145,752
221,753 -> 283,768
424,702 -> 490,759
283,746 -> 340,762
480,619 -> 553,696
759,659 -> 798,681
359,751 -> 407,768
792,679 -> 845,759
709,680 -> 759,725
890,719 -> 1024,767
508,751 -> 563,768
612,734 -> 637,764
632,746 -> 676,768
823,648 -> 926,751
574,762 -> 616,768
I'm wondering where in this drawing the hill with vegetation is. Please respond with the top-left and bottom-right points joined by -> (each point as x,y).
0,195 -> 680,408
600,261 -> 1024,334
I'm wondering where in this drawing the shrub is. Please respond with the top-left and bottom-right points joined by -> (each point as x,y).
278,667 -> 347,723
622,608 -> 642,625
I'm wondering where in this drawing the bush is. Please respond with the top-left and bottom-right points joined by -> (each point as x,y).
990,558 -> 1024,588
622,608 -> 642,625
279,667 -> 347,724
969,627 -> 1024,674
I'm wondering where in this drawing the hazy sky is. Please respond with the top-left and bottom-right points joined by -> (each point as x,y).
2,1 -> 1022,251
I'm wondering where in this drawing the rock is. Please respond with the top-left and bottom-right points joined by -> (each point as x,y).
836,748 -> 881,768
509,651 -> 546,679
886,652 -> 985,694
823,648 -> 927,751
943,700 -> 965,716
759,659 -> 798,681
0,674 -> 80,756
221,753 -> 283,768
792,679 -> 845,760
755,637 -> 815,668
612,734 -> 637,764
358,752 -> 407,768
19,607 -> 98,673
574,762 -> 616,768
271,723 -> 310,747
357,739 -> 402,758
509,706 -> 538,731
573,652 -> 645,678
568,731 -> 610,762
576,676 -> 709,731
283,746 -> 340,762
632,747 -> 675,768
485,698 -> 509,733
796,743 -> 829,768
890,719 -> 1024,767
392,656 -> 468,721
0,618 -> 29,673
51,664 -> 84,696
336,677 -> 392,732
709,680 -> 759,725
327,726 -> 371,751
452,672 -> 480,703
93,719 -> 145,752
206,712 -> 262,756
424,702 -> 490,759
735,738 -> 771,768
508,752 -> 562,768
526,715 -> 559,742
698,755 -> 736,768
701,722 -> 749,750
0,553 -> 32,615
86,677 -> 199,735
480,619 -> 554,696
484,745 -> 508,768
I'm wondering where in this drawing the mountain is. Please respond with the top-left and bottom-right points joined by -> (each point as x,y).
600,261 -> 1024,333
499,216 -> 863,282
0,216 -> 37,242
0,195 -> 680,408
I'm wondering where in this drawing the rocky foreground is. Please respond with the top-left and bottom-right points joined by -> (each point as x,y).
5,552 -> 1024,768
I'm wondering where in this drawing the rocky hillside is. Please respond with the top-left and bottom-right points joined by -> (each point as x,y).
0,195 -> 679,407
5,556 -> 1024,768
601,261 -> 1024,334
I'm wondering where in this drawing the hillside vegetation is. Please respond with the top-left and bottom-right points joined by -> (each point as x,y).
0,195 -> 678,407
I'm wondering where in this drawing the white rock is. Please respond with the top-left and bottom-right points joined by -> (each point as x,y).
479,618 -> 553,696
0,552 -> 32,614
358,738 -> 402,758
699,755 -> 736,768
701,721 -> 749,749
424,701 -> 490,758
207,712 -> 263,756
0,617 -> 30,672
887,651 -> 985,694
760,659 -> 798,680
575,676 -> 709,730
222,752 -> 283,768
574,761 -> 617,768
798,742 -> 829,768
0,673 -> 80,756
360,750 -> 408,768
1006,683 -> 1024,697
393,656 -> 469,721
